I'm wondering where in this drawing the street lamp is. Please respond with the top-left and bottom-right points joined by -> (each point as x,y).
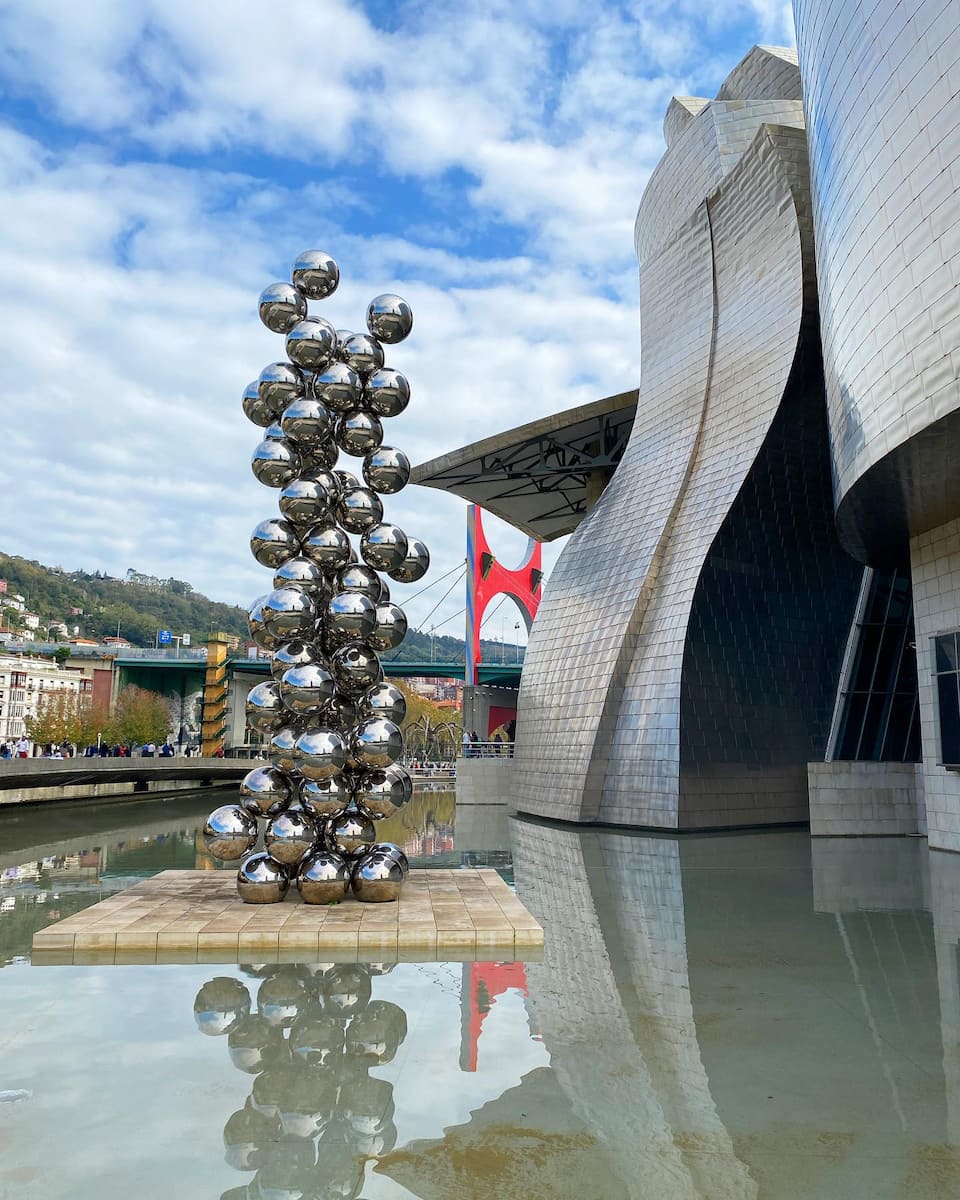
514,622 -> 521,663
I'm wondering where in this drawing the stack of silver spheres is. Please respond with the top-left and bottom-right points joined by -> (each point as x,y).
202,249 -> 429,904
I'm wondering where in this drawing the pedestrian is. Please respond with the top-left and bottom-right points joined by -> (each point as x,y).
14,736 -> 29,759
462,730 -> 471,758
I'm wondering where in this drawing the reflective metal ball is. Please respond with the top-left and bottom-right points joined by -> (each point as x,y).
330,642 -> 382,693
227,1014 -> 287,1075
292,249 -> 340,300
329,810 -> 376,859
368,602 -> 407,652
335,410 -> 383,458
278,475 -> 336,528
358,682 -> 407,725
351,852 -> 404,902
280,663 -> 336,716
336,563 -> 382,600
296,728 -> 347,781
324,964 -> 372,1016
387,537 -> 430,583
248,597 -> 282,651
251,437 -> 301,488
300,774 -> 353,817
362,446 -> 410,494
366,293 -> 413,344
240,764 -> 293,816
360,523 -> 409,572
259,281 -> 307,334
268,725 -> 305,773
297,850 -> 351,904
263,420 -> 286,440
368,840 -> 410,875
257,969 -> 306,1027
339,332 -> 384,377
337,487 -> 384,534
352,717 -> 403,769
345,999 -> 407,1062
265,807 -> 318,865
313,361 -> 362,413
301,524 -> 352,572
327,591 -> 377,644
354,768 -> 410,820
286,316 -> 337,371
301,440 -> 339,471
250,517 -> 300,568
289,1011 -> 345,1067
243,379 -> 273,428
270,638 -> 323,680
237,853 -> 290,904
245,680 -> 286,734
272,556 -> 325,593
325,694 -> 359,732
280,396 -> 334,447
258,361 -> 305,416
260,587 -> 317,640
203,804 -> 259,860
194,977 -> 251,1036
364,367 -> 410,418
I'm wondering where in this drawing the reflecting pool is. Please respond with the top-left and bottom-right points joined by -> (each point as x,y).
3,792 -> 960,1197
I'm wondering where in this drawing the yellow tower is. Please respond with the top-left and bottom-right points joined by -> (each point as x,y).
201,632 -> 233,757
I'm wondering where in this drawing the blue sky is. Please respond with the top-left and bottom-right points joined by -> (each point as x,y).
0,0 -> 794,645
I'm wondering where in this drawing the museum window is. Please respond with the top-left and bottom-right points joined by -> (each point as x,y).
934,632 -> 960,767
834,568 -> 920,761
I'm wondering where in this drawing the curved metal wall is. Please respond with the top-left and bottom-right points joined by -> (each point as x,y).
794,0 -> 960,563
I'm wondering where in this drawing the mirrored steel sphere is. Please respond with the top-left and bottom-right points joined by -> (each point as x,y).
362,446 -> 410,494
292,249 -> 340,300
272,556 -> 325,593
302,524 -> 352,572
346,998 -> 406,1062
297,850 -> 351,904
337,487 -> 384,534
360,523 -> 408,572
313,361 -> 362,413
289,1011 -> 345,1067
227,1014 -> 287,1074
330,642 -> 382,694
359,682 -> 407,725
352,718 -> 403,769
366,293 -> 413,344
364,368 -> 410,418
257,969 -> 307,1028
335,410 -> 383,457
354,768 -> 409,819
263,420 -> 285,441
368,602 -> 407,652
240,764 -> 293,816
268,725 -> 304,773
286,316 -> 337,371
387,537 -> 430,583
250,517 -> 300,568
334,467 -> 360,491
351,852 -> 404,902
296,728 -> 347,781
339,332 -> 384,377
248,597 -> 279,651
258,361 -> 305,416
259,281 -> 307,334
324,964 -> 373,1017
280,662 -> 336,715
280,396 -> 334,447
325,694 -> 359,732
300,774 -> 353,817
237,853 -> 290,904
327,591 -> 377,644
265,807 -> 318,865
203,804 -> 259,861
329,810 -> 376,859
261,587 -> 317,641
243,379 -> 273,428
302,440 -> 339,472
278,476 -> 335,528
368,840 -> 410,874
245,680 -> 286,734
251,438 -> 301,488
336,563 -> 382,600
270,638 -> 322,680
194,977 -> 251,1035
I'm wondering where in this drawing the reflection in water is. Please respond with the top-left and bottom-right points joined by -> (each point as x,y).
195,962 -> 406,1200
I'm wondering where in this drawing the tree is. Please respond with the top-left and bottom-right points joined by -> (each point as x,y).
24,689 -> 85,747
111,686 -> 172,747
53,647 -> 70,665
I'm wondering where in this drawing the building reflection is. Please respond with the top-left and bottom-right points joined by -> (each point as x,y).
194,962 -> 406,1200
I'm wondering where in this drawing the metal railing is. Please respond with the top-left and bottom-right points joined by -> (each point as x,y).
458,740 -> 514,759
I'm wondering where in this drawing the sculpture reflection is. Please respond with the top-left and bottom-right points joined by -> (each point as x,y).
194,961 -> 405,1199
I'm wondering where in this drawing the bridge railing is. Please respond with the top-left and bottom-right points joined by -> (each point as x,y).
459,741 -> 514,759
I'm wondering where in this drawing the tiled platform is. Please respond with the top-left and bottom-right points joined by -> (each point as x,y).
31,868 -> 544,965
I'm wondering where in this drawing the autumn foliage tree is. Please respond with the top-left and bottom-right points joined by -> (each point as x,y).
24,689 -> 86,747
108,686 -> 172,748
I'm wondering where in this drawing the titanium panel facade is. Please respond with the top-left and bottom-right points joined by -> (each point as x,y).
513,47 -> 862,827
794,0 -> 960,563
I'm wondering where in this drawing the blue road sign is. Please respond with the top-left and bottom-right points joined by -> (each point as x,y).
158,630 -> 173,646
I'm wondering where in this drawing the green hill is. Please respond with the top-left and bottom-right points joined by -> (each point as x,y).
0,552 -> 525,663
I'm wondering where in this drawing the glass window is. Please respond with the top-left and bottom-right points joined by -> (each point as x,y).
938,671 -> 960,766
935,633 -> 958,672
